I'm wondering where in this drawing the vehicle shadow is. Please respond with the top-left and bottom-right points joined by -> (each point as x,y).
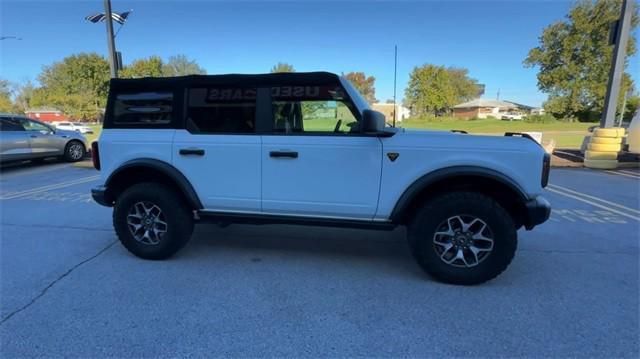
184,223 -> 425,279
0,158 -> 66,173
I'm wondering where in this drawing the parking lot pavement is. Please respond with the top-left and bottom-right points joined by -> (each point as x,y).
1,162 -> 638,357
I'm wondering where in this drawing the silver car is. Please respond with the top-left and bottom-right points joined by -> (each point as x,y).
0,114 -> 88,163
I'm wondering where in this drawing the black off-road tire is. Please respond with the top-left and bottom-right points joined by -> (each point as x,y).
408,191 -> 517,285
113,183 -> 194,260
63,140 -> 85,162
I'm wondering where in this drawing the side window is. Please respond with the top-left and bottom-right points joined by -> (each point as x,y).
113,92 -> 173,125
271,85 -> 359,134
186,87 -> 256,134
22,119 -> 51,133
0,117 -> 26,131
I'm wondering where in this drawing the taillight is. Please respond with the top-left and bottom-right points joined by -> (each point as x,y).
541,153 -> 550,188
91,141 -> 100,170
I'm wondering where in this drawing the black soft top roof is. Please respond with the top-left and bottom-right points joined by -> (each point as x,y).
109,71 -> 342,90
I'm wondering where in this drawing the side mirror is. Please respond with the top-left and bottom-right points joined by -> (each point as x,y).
361,109 -> 385,134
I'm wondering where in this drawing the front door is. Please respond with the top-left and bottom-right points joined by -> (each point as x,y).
172,85 -> 262,213
21,118 -> 62,156
261,86 -> 383,219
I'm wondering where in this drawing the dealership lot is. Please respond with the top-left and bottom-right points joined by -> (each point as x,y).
0,162 -> 638,357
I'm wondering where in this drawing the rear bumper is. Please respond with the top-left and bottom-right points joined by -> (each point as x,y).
524,195 -> 551,230
91,185 -> 113,207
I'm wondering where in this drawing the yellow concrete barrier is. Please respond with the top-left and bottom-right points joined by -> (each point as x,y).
584,150 -> 619,160
590,136 -> 623,144
593,127 -> 625,138
587,143 -> 622,152
584,158 -> 619,169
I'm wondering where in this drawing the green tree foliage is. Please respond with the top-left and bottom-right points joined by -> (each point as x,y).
624,95 -> 639,120
35,53 -> 110,119
13,80 -> 35,113
162,55 -> 206,76
270,62 -> 295,73
447,67 -> 481,102
0,79 -> 13,113
405,64 -> 480,116
524,0 -> 638,121
343,72 -> 377,103
120,56 -> 164,78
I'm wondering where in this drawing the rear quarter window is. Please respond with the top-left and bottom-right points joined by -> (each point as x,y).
112,92 -> 173,126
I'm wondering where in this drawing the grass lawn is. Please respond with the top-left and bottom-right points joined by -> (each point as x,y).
85,124 -> 102,144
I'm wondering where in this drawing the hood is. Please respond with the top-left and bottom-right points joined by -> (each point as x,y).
392,127 -> 543,152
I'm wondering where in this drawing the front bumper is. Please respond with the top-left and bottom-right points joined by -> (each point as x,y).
91,185 -> 113,207
524,196 -> 551,230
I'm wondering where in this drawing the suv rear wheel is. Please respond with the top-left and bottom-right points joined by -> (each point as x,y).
113,183 -> 194,260
408,191 -> 517,285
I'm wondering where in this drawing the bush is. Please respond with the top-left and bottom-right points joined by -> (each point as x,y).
524,114 -> 557,123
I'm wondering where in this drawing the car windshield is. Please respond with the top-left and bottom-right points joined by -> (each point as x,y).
72,122 -> 84,126
339,76 -> 370,113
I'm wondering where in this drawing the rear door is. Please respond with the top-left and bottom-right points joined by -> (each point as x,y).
260,85 -> 383,219
21,118 -> 64,156
0,117 -> 32,162
172,85 -> 262,212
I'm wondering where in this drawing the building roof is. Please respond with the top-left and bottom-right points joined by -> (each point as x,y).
25,107 -> 62,113
453,99 -> 520,109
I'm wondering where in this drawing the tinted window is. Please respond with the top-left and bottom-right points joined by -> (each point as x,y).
114,92 -> 173,125
186,87 -> 256,134
0,117 -> 25,131
22,119 -> 51,132
270,86 -> 359,134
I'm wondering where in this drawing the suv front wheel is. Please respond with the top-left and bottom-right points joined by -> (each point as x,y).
408,192 -> 517,285
113,183 -> 194,260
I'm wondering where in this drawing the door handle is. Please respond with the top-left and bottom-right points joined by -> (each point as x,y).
30,135 -> 38,138
179,148 -> 205,156
269,151 -> 298,159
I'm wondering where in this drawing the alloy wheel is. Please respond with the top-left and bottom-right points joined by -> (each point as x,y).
126,201 -> 168,245
432,215 -> 494,268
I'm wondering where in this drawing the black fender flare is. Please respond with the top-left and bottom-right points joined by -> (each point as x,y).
106,158 -> 203,209
389,166 -> 529,223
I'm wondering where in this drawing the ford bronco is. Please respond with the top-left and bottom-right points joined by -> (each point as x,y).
91,72 -> 550,285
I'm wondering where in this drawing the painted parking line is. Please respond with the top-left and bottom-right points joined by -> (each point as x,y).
548,184 -> 640,215
0,175 -> 100,200
603,170 -> 640,179
546,186 -> 640,222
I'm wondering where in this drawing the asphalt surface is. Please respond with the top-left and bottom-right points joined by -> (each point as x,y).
1,161 -> 638,357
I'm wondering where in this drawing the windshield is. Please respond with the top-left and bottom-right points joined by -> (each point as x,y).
339,76 -> 370,113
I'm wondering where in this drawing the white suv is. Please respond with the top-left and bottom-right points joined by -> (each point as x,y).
54,122 -> 94,134
91,72 -> 550,285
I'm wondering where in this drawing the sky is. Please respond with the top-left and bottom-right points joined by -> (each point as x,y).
1,0 -> 639,107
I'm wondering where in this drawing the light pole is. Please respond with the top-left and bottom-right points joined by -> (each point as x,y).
85,2 -> 132,78
600,0 -> 634,128
103,0 -> 118,78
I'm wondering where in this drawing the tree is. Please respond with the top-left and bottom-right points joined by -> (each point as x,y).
344,72 -> 377,103
404,64 -> 481,116
270,62 -> 295,73
37,53 -> 110,119
385,99 -> 395,104
447,67 -> 481,102
13,79 -> 35,113
524,0 -> 638,121
120,56 -> 164,78
404,64 -> 456,116
0,79 -> 13,113
162,55 -> 206,76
